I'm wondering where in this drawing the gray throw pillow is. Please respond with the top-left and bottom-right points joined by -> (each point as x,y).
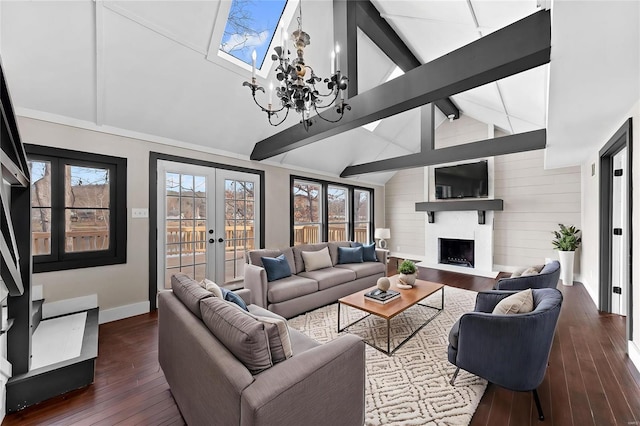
200,297 -> 272,374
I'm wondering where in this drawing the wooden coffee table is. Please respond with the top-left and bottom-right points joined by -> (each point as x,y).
337,275 -> 444,356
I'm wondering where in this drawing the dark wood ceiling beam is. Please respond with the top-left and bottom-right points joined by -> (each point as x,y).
354,1 -> 459,119
340,129 -> 546,177
250,10 -> 550,161
421,104 -> 434,152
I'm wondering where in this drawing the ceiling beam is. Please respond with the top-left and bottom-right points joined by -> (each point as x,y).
250,10 -> 551,161
354,1 -> 459,119
340,129 -> 546,177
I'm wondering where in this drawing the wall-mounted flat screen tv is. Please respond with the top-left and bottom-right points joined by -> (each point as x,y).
434,160 -> 488,200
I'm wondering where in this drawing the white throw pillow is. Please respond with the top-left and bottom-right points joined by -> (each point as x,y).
201,278 -> 223,299
301,247 -> 333,272
492,289 -> 534,315
520,267 -> 540,276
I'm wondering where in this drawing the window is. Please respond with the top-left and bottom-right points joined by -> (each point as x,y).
291,176 -> 373,246
292,180 -> 322,245
328,185 -> 348,242
26,145 -> 127,272
219,0 -> 288,69
353,189 -> 371,243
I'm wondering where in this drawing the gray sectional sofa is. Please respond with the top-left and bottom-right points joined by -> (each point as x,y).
244,241 -> 388,318
159,273 -> 366,426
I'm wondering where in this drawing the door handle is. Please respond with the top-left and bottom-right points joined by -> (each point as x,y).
209,238 -> 214,243
218,238 -> 224,243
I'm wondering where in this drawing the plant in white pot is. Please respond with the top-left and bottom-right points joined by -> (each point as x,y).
397,260 -> 417,289
552,224 -> 581,286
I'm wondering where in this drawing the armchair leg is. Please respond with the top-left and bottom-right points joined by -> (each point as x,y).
450,367 -> 460,386
532,389 -> 544,421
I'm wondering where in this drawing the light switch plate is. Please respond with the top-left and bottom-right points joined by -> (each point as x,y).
132,208 -> 148,218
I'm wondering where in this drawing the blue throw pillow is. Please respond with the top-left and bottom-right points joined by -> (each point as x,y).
350,242 -> 363,247
220,288 -> 249,311
338,246 -> 364,264
261,254 -> 292,282
362,243 -> 378,262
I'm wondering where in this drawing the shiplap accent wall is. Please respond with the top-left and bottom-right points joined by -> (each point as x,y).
384,167 -> 426,255
493,150 -> 581,268
384,114 -> 582,270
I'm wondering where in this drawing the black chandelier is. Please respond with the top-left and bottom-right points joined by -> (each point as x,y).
242,2 -> 349,130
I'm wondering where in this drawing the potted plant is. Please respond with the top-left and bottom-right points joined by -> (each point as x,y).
552,224 -> 581,286
397,259 -> 417,289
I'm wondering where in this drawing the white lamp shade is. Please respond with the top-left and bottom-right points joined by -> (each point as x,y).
374,228 -> 390,239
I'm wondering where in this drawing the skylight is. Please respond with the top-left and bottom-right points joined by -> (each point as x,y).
219,0 -> 288,69
362,66 -> 405,132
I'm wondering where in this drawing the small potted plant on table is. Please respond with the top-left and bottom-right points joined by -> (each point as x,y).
397,260 -> 417,289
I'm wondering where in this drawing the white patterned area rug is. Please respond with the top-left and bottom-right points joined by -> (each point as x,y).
287,286 -> 487,426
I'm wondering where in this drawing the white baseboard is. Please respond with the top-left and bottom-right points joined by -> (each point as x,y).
42,295 -> 98,319
629,341 -> 640,371
99,301 -> 150,324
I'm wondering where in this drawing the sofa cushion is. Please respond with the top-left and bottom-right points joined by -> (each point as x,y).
261,254 -> 293,282
243,307 -> 292,363
292,243 -> 328,273
328,241 -> 351,266
338,246 -> 363,264
299,267 -> 357,291
301,247 -> 333,272
247,247 -> 296,273
171,273 -> 214,319
200,297 -> 272,374
267,275 -> 318,304
335,261 -> 385,279
493,289 -> 534,315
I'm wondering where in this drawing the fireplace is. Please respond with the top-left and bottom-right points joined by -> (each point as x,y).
439,238 -> 475,268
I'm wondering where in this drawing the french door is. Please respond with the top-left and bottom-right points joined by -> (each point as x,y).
157,161 -> 260,290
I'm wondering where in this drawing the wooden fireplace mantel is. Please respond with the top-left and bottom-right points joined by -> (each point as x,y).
415,199 -> 504,224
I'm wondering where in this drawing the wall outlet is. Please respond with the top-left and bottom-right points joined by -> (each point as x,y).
131,208 -> 148,219
397,246 -> 401,252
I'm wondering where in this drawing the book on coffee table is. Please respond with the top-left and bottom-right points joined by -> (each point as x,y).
364,289 -> 400,304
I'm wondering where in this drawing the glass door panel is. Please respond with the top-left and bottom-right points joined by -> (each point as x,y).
218,173 -> 260,285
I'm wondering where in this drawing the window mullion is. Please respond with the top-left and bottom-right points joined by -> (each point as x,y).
53,157 -> 65,261
322,183 -> 328,242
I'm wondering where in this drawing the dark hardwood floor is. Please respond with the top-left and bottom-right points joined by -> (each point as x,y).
3,268 -> 640,425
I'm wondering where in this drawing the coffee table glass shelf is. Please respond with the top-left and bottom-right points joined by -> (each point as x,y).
337,275 -> 444,356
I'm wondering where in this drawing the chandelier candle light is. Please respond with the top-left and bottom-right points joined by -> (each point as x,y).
242,2 -> 350,130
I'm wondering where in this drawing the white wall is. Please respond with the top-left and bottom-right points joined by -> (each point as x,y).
494,150 -> 581,269
384,167 -> 426,256
16,117 -> 385,319
384,114 -> 582,272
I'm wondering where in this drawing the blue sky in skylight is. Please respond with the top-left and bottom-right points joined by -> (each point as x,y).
220,0 -> 288,69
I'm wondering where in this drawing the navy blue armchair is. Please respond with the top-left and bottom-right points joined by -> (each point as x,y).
448,288 -> 563,420
494,260 -> 561,290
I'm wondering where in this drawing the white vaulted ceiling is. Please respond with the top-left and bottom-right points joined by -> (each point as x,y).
0,1 -> 638,183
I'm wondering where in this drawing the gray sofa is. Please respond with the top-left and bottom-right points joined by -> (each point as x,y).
159,273 -> 366,426
244,241 -> 387,318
